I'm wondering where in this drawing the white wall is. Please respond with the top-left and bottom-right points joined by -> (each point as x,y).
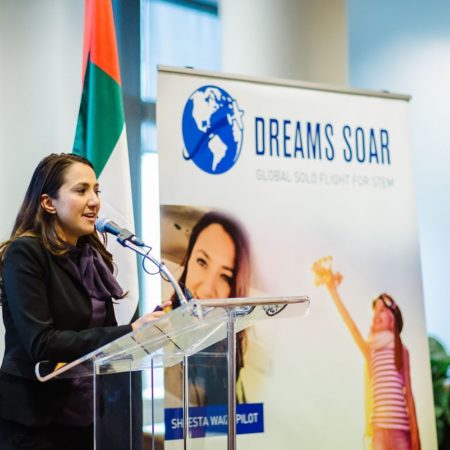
220,0 -> 348,85
348,0 -> 450,349
0,0 -> 84,358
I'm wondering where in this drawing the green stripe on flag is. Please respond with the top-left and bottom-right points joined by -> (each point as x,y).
73,60 -> 124,176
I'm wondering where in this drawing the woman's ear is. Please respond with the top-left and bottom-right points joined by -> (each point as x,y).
40,194 -> 56,214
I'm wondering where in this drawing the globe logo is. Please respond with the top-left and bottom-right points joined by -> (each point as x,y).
182,85 -> 244,174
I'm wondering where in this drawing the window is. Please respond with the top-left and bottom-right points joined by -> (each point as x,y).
140,0 -> 220,313
141,0 -> 220,102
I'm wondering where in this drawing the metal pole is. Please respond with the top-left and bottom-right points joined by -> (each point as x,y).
128,367 -> 132,450
151,358 -> 155,450
182,355 -> 190,450
227,310 -> 237,450
93,362 -> 97,450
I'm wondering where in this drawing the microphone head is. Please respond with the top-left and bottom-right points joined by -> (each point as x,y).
95,217 -> 142,245
96,216 -> 115,234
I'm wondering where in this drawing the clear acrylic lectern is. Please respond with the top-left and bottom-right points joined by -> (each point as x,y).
36,296 -> 309,450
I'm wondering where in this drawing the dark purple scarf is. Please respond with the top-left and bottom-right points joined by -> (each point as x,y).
67,243 -> 123,328
70,243 -> 123,301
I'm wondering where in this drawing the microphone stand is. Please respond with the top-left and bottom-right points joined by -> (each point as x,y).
115,236 -> 188,307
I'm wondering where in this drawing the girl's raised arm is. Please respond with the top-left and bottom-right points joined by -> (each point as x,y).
313,257 -> 370,360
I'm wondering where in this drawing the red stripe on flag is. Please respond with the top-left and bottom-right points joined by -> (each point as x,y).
82,0 -> 121,86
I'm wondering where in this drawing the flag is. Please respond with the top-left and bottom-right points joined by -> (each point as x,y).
73,0 -> 139,324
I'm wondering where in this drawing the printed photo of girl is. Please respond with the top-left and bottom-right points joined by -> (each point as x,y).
313,257 -> 421,450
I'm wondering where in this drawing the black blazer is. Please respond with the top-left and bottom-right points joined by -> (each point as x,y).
0,236 -> 132,426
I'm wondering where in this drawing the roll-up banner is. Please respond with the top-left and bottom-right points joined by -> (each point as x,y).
157,66 -> 437,449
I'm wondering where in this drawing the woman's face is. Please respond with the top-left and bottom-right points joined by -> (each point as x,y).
185,223 -> 236,299
372,299 -> 395,333
43,162 -> 100,245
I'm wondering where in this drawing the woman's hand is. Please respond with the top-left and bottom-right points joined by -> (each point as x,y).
131,301 -> 172,331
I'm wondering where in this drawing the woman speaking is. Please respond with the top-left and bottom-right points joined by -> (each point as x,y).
0,153 -> 166,450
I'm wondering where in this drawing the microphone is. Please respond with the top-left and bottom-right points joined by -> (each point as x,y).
96,217 -> 145,247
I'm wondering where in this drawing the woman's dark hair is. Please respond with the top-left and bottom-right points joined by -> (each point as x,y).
373,293 -> 404,371
0,153 -> 113,276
